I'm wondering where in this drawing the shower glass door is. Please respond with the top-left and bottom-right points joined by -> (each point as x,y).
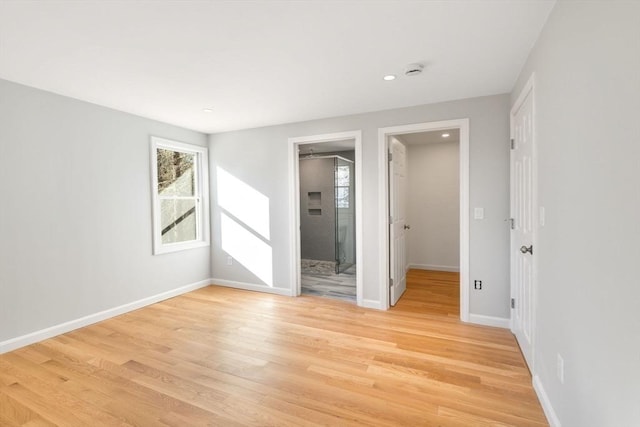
335,157 -> 355,274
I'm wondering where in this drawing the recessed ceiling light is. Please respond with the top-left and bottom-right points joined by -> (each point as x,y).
442,133 -> 450,138
383,75 -> 396,81
202,108 -> 213,113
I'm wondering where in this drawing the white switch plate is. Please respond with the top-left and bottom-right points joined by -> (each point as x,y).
474,207 -> 484,220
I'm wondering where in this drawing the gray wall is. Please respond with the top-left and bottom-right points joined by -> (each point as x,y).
299,157 -> 336,262
406,141 -> 460,271
0,79 -> 210,343
511,1 -> 640,425
210,94 -> 511,316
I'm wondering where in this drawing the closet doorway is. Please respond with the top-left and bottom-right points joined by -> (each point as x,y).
378,120 -> 470,319
288,131 -> 363,305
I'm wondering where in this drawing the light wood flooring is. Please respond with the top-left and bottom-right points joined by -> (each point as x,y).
0,270 -> 548,426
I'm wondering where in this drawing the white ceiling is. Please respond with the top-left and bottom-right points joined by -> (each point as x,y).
300,139 -> 355,155
0,1 -> 555,134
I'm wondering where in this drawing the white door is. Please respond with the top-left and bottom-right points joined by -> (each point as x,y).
511,83 -> 535,370
389,137 -> 407,306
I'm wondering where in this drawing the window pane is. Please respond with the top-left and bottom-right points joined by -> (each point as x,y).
336,165 -> 350,187
336,187 -> 349,208
161,199 -> 197,244
157,148 -> 195,196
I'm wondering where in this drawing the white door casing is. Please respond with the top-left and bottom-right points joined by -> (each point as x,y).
389,137 -> 407,306
378,119 -> 469,316
510,75 -> 536,371
287,131 -> 364,305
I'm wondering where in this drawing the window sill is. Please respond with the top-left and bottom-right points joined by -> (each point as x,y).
153,240 -> 210,255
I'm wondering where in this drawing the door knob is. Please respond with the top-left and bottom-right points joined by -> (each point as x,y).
404,224 -> 411,230
520,245 -> 533,255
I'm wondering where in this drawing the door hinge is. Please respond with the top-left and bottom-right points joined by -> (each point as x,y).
389,216 -> 393,225
389,278 -> 394,288
388,152 -> 393,162
511,298 -> 515,309
509,218 -> 515,230
510,138 -> 515,149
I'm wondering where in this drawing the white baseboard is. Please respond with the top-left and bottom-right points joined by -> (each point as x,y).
0,279 -> 212,355
361,298 -> 384,310
409,263 -> 460,273
210,278 -> 294,297
533,375 -> 561,427
212,279 -> 382,309
468,313 -> 510,329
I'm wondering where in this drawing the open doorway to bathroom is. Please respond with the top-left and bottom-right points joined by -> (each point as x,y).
299,142 -> 356,302
288,131 -> 363,305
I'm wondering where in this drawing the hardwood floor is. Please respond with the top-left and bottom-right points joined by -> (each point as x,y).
0,270 -> 548,426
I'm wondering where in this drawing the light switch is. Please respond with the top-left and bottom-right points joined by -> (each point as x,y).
539,206 -> 546,226
474,207 -> 484,220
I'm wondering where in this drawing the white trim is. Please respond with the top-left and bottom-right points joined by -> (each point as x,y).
459,122 -> 470,322
287,131 -> 364,306
211,278 -> 294,297
361,299 -> 384,310
150,136 -> 210,255
533,375 -> 562,427
408,264 -> 460,273
378,119 -> 470,321
287,139 -> 299,295
512,74 -> 535,115
0,279 -> 211,354
468,314 -> 510,329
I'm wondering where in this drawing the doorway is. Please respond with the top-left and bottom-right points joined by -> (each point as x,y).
378,120 -> 470,320
288,131 -> 363,305
393,129 -> 461,308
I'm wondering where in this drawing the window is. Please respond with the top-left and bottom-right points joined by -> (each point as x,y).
150,137 -> 209,254
335,164 -> 350,208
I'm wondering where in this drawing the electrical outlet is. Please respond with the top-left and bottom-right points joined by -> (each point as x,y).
557,354 -> 565,384
474,280 -> 482,290
227,256 -> 233,266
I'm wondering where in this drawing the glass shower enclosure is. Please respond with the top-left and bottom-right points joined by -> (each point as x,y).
298,152 -> 356,276
334,157 -> 355,274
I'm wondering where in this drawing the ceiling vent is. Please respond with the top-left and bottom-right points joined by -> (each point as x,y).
405,63 -> 424,76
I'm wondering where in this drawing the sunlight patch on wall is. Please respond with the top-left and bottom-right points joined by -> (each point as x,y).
221,212 -> 273,287
217,166 -> 270,240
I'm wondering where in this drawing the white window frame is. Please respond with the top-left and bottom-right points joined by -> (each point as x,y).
150,136 -> 210,255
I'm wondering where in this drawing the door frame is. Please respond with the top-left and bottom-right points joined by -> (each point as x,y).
287,130 -> 363,305
378,119 -> 470,320
510,73 -> 538,368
